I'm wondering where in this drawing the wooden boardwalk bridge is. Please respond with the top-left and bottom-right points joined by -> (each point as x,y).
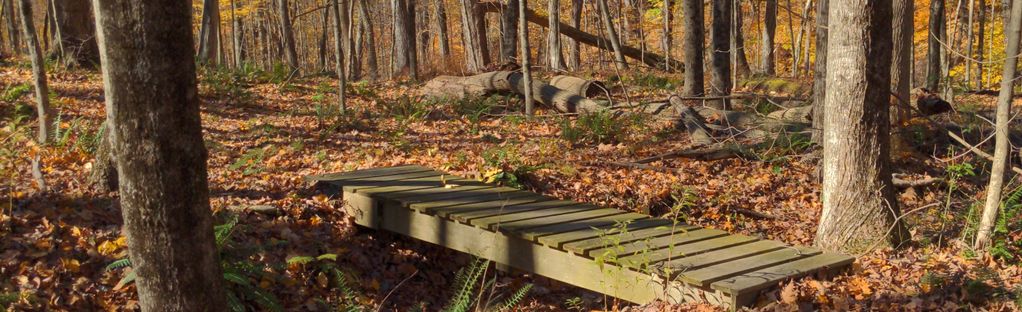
306,165 -> 854,310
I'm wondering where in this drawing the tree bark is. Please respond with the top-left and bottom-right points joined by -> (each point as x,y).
927,0 -> 946,90
279,0 -> 299,72
891,0 -> 913,125
435,0 -> 450,57
500,0 -> 519,63
733,2 -> 751,78
811,0 -> 828,144
597,0 -> 628,69
18,0 -> 51,144
460,0 -> 489,72
762,0 -> 777,75
358,0 -> 377,80
393,0 -> 417,79
51,0 -> 97,66
975,0 -> 1021,250
346,0 -> 360,80
548,0 -> 564,70
680,0 -> 704,97
709,0 -> 733,108
198,0 -> 220,65
91,0 -> 228,309
332,0 -> 347,112
520,0 -> 533,115
817,0 -> 908,252
568,0 -> 582,70
4,0 -> 20,55
662,0 -> 672,71
977,0 -> 986,89
90,122 -> 118,193
231,0 -> 244,68
318,7 -> 330,71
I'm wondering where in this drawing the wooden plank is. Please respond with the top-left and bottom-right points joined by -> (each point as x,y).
679,247 -> 821,287
304,165 -> 430,183
521,213 -> 653,242
467,204 -> 602,229
592,229 -> 735,259
710,253 -> 855,295
409,190 -> 537,212
536,218 -> 674,249
340,171 -> 445,193
446,200 -> 581,222
562,224 -> 701,256
491,208 -> 624,233
387,185 -> 524,208
659,240 -> 787,273
431,195 -> 552,218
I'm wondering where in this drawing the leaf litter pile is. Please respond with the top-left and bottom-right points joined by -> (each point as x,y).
1,64 -> 1021,311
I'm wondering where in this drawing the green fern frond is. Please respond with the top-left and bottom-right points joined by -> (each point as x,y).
115,270 -> 137,290
223,272 -> 252,287
105,258 -> 132,271
286,256 -> 315,266
498,284 -> 533,311
214,214 -> 240,248
248,286 -> 284,312
445,258 -> 488,312
316,253 -> 338,261
226,290 -> 246,312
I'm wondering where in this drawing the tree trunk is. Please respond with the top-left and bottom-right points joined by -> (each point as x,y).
279,0 -> 299,72
198,0 -> 220,65
91,0 -> 228,309
346,0 -> 360,80
817,0 -> 908,252
927,0 -> 946,90
548,0 -> 564,70
358,0 -> 377,80
681,0 -> 704,97
332,0 -> 347,112
811,0 -> 828,144
975,0 -> 1021,250
50,0 -> 97,66
435,0 -> 450,57
568,0 -> 582,70
762,0 -> 777,75
733,2 -> 751,78
520,0 -> 533,115
89,122 -> 118,193
662,0 -> 672,71
18,0 -> 50,144
318,7 -> 330,71
4,0 -> 20,55
891,0 -> 913,125
393,0 -> 417,79
500,0 -> 519,63
597,0 -> 627,70
977,0 -> 985,89
709,0 -> 733,108
461,0 -> 489,72
231,0 -> 244,68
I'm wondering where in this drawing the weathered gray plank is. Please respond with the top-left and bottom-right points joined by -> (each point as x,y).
386,184 -> 513,206
304,165 -> 431,183
446,200 -> 581,222
659,240 -> 787,273
521,213 -> 653,242
492,208 -> 624,233
430,195 -> 551,217
593,229 -> 735,259
536,218 -> 674,249
347,173 -> 453,194
468,204 -> 601,229
409,190 -> 536,212
710,253 -> 855,295
340,171 -> 445,193
562,224 -> 700,256
679,247 -> 821,287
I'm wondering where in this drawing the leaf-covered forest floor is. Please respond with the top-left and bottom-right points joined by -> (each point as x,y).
2,61 -> 1021,311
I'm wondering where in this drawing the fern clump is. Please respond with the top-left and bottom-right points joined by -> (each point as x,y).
444,258 -> 532,312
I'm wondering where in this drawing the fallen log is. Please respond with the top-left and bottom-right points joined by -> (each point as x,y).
549,75 -> 606,98
478,1 -> 681,69
420,71 -> 609,114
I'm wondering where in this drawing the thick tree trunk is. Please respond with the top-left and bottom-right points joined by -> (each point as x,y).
4,0 -> 20,55
709,0 -> 733,108
332,0 -> 347,112
762,0 -> 777,75
977,0 -> 985,89
318,7 -> 330,71
680,0 -> 704,96
548,0 -> 564,70
90,122 -> 118,192
500,0 -> 518,63
346,0 -> 360,80
18,0 -> 51,144
51,0 -> 97,66
597,0 -> 627,69
231,0 -> 244,68
461,0 -> 489,72
198,0 -> 220,65
811,0 -> 828,144
91,0 -> 228,309
520,0 -> 533,115
662,0 -> 672,71
393,0 -> 417,79
435,0 -> 450,57
975,0 -> 1021,250
817,0 -> 908,252
891,0 -> 913,125
358,0 -> 377,80
279,0 -> 299,71
927,0 -> 946,90
568,0 -> 582,70
733,2 -> 751,78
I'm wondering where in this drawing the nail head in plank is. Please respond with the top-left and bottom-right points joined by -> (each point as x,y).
710,253 -> 855,295
680,247 -> 822,287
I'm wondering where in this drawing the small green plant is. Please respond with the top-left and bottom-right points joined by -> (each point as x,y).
383,95 -> 438,121
563,297 -> 585,311
480,145 -> 539,189
230,146 -> 277,175
1,83 -> 31,102
625,73 -> 679,90
560,110 -> 629,145
199,65 -> 255,103
287,254 -> 363,311
106,215 -> 283,312
444,258 -> 532,312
